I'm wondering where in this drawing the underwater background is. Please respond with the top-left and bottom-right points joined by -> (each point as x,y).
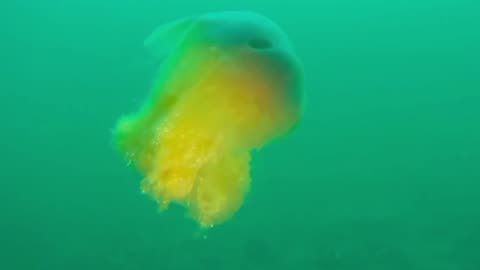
2,0 -> 479,269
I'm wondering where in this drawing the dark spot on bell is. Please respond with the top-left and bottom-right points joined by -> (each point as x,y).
248,38 -> 273,50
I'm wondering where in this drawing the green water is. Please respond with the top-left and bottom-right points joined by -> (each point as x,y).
2,1 -> 479,269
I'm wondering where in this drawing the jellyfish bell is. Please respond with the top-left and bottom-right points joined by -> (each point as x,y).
114,11 -> 304,227
146,12 -> 303,118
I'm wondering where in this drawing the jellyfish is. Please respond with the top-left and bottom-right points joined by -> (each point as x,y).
114,11 -> 304,227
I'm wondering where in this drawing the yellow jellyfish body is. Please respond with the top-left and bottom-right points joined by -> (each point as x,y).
114,11 -> 304,227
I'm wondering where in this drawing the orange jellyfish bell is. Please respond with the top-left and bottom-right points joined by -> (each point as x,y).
114,11 -> 304,227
